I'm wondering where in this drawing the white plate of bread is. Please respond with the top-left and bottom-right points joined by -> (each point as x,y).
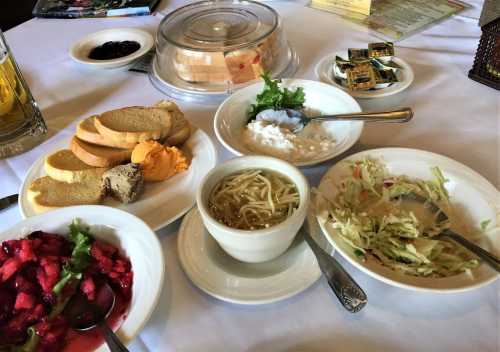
19,101 -> 218,231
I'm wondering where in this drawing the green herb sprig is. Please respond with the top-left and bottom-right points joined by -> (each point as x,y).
248,73 -> 305,121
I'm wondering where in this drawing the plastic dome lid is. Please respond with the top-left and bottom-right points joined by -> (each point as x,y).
150,0 -> 299,104
158,0 -> 279,52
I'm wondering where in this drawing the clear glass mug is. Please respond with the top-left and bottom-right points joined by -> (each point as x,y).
0,30 -> 47,159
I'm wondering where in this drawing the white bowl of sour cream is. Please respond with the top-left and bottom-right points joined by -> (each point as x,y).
196,156 -> 310,263
214,79 -> 363,167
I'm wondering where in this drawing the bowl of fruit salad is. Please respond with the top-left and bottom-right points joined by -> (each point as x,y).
0,206 -> 164,352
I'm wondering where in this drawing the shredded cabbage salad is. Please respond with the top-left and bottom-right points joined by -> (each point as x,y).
324,158 -> 480,277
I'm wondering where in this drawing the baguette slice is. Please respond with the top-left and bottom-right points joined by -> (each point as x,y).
94,107 -> 172,144
45,149 -> 108,183
71,136 -> 132,167
27,176 -> 104,214
155,101 -> 191,146
76,116 -> 137,149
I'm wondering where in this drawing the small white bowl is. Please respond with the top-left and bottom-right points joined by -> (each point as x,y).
69,28 -> 154,69
214,79 -> 363,167
196,156 -> 310,263
0,205 -> 164,351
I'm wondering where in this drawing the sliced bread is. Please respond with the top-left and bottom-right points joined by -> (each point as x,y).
155,101 -> 191,146
76,116 -> 138,149
71,136 -> 132,167
94,107 -> 172,144
27,176 -> 105,214
45,149 -> 108,183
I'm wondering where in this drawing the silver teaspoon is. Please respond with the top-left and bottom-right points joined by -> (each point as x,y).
256,107 -> 413,133
64,283 -> 129,352
301,224 -> 367,313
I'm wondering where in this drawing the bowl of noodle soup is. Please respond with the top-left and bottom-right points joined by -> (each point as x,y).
196,156 -> 310,263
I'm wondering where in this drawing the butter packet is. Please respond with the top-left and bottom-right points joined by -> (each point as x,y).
346,63 -> 376,90
368,42 -> 395,59
374,69 -> 398,89
348,48 -> 370,62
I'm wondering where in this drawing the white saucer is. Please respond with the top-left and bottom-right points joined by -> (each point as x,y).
69,28 -> 154,69
177,207 -> 321,305
315,51 -> 414,99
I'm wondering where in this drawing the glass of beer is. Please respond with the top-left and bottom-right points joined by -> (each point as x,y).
0,30 -> 47,159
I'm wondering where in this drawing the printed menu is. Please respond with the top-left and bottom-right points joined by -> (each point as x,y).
310,0 -> 469,41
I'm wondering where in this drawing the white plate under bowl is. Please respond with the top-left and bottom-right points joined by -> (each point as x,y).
19,128 -> 217,231
214,79 -> 363,167
315,52 -> 414,99
69,28 -> 154,69
177,207 -> 321,305
316,147 -> 499,293
0,205 -> 164,352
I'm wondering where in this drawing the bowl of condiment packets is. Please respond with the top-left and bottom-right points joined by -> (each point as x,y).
315,42 -> 414,98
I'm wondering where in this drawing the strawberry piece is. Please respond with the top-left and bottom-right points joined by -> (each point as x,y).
0,258 -> 22,282
81,276 -> 96,301
18,240 -> 36,263
36,257 -> 60,293
14,292 -> 35,310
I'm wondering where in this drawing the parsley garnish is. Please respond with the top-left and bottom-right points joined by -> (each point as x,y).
248,73 -> 305,121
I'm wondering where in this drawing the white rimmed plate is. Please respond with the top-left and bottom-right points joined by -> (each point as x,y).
0,205 -> 164,351
69,28 -> 154,69
315,52 -> 414,99
177,207 -> 321,305
316,147 -> 499,293
19,128 -> 217,231
214,79 -> 363,167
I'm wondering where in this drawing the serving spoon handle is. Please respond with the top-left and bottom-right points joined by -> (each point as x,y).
301,225 -> 367,313
437,230 -> 500,273
99,321 -> 130,352
308,107 -> 413,123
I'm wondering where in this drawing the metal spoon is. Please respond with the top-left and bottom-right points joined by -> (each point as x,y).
301,224 -> 367,313
256,107 -> 413,133
64,283 -> 129,352
399,192 -> 500,273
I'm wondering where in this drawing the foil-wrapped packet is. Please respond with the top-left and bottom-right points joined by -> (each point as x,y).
368,42 -> 395,59
348,48 -> 370,62
334,56 -> 355,79
346,63 -> 376,90
333,42 -> 401,91
374,69 -> 398,89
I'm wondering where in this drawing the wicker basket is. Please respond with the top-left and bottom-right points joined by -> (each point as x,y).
468,18 -> 500,90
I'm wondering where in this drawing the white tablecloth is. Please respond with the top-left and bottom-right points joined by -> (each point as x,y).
1,1 -> 499,351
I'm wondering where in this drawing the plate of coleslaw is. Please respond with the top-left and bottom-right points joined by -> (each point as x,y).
316,148 -> 499,293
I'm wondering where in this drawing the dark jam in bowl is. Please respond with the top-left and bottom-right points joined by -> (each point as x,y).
88,41 -> 141,60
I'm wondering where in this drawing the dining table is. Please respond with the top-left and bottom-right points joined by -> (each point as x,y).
0,0 -> 498,351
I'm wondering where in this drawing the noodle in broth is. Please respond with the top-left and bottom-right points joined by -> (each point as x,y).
208,169 -> 300,230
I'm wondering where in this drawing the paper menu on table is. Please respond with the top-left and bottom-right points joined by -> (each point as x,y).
309,0 -> 469,41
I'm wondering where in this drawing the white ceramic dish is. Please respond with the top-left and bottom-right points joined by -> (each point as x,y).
69,28 -> 154,69
0,205 -> 164,351
214,79 -> 363,167
316,148 -> 499,293
19,128 -> 218,231
177,207 -> 321,305
315,52 -> 414,99
196,156 -> 310,263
